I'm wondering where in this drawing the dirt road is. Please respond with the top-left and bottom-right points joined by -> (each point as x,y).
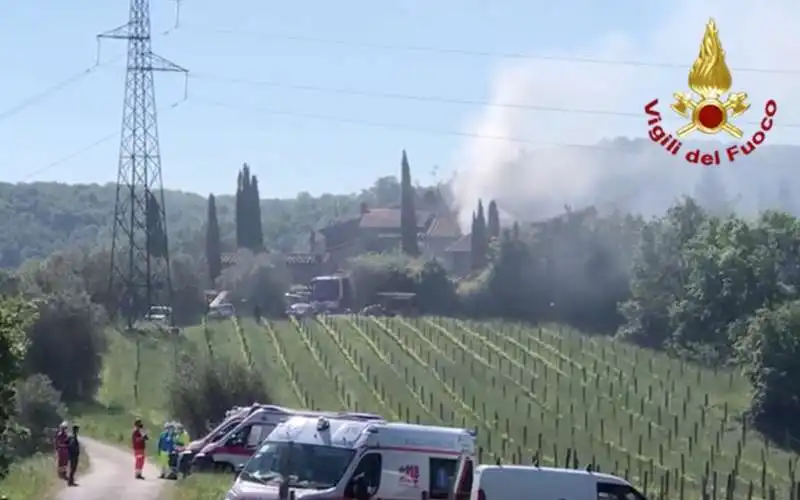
55,437 -> 164,500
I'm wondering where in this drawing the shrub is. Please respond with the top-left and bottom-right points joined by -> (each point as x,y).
217,250 -> 290,317
166,356 -> 272,438
11,374 -> 66,457
346,253 -> 416,308
23,291 -> 106,403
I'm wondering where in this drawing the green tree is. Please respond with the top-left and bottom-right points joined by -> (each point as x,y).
738,300 -> 800,442
471,200 -> 488,270
250,175 -> 264,251
235,170 -> 244,248
400,151 -> 419,256
145,191 -> 168,258
487,200 -> 500,240
205,194 -> 222,282
0,296 -> 36,473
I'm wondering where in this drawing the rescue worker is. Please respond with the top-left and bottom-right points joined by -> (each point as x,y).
54,421 -> 69,480
66,425 -> 81,486
173,423 -> 190,478
132,418 -> 149,479
157,422 -> 175,478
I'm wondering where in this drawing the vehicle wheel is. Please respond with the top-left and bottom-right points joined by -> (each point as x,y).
214,462 -> 234,473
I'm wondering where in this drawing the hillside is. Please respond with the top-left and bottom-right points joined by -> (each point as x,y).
0,178 -> 407,268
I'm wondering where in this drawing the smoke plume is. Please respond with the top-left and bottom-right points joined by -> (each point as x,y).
452,0 -> 800,228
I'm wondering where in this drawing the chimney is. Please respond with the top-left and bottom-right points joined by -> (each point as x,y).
360,202 -> 369,214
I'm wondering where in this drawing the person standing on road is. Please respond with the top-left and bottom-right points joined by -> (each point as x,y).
157,422 -> 175,478
54,421 -> 69,479
66,425 -> 81,486
132,418 -> 149,479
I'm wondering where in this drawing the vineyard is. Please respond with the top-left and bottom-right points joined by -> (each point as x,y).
171,316 -> 800,500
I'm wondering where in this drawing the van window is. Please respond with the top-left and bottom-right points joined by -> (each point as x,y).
454,459 -> 473,500
226,426 -> 250,447
246,425 -> 267,448
597,482 -> 648,500
429,458 -> 458,499
344,453 -> 382,497
244,441 -> 356,489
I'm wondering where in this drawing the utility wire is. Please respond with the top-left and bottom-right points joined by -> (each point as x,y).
0,56 -> 123,124
180,24 -> 800,75
190,72 -> 800,129
192,98 -> 637,149
20,100 -> 185,182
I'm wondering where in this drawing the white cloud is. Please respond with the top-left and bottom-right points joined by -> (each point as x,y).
452,0 -> 800,227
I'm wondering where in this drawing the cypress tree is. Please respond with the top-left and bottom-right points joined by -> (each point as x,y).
469,211 -> 477,267
206,194 -> 222,282
471,200 -> 488,269
235,170 -> 244,248
400,150 -> 419,256
240,164 -> 252,249
250,175 -> 264,250
145,191 -> 167,258
487,200 -> 500,240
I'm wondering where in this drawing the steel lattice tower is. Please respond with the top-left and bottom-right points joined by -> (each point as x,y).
99,0 -> 187,329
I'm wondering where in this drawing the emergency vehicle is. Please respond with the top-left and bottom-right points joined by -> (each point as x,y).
180,404 -> 264,468
193,407 -> 383,472
458,463 -> 648,500
224,415 -> 477,500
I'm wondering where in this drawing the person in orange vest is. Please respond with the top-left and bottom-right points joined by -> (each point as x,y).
54,421 -> 69,480
131,418 -> 149,479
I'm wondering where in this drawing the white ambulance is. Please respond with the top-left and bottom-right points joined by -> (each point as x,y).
224,416 -> 477,500
448,460 -> 648,500
193,407 -> 383,472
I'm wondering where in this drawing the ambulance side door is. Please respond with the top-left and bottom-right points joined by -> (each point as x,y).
345,452 -> 383,499
376,450 -> 422,499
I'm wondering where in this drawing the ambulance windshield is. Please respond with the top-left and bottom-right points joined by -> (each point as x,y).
241,441 -> 356,489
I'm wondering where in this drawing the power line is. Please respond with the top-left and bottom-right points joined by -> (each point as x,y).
0,56 -> 123,124
192,98 -> 631,149
21,133 -> 119,182
181,24 -> 800,75
20,100 -> 185,182
191,72 -> 800,129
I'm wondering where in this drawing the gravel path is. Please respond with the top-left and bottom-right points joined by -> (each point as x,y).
55,438 -> 164,500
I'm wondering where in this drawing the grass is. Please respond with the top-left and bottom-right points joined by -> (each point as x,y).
0,452 -> 90,499
0,454 -> 60,499
84,316 -> 800,500
167,472 -> 232,500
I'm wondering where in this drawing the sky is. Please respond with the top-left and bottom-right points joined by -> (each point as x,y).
0,0 -> 799,212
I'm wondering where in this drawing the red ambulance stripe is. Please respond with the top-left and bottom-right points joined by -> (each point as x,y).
366,445 -> 462,455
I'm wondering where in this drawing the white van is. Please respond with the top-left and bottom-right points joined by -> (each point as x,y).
225,416 -> 477,500
452,463 -> 648,500
193,408 -> 383,472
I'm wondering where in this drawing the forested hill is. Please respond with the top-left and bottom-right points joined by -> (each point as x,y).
0,177 -> 407,268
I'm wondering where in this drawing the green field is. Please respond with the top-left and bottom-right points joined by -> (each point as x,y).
91,316 -> 800,500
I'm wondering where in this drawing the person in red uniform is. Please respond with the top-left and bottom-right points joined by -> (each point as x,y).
54,421 -> 69,480
131,418 -> 149,479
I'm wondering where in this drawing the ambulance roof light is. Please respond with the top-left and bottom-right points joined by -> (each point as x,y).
317,417 -> 330,431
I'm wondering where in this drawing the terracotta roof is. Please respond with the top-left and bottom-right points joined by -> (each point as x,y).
445,233 -> 471,252
285,253 -> 330,265
425,214 -> 461,238
358,208 -> 428,229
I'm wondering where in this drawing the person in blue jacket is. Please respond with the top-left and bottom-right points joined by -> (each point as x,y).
157,422 -> 176,478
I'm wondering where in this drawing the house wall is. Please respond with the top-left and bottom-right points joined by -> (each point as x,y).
423,237 -> 458,260
445,252 -> 471,276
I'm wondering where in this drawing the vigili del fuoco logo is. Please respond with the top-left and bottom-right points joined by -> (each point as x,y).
644,18 -> 777,165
